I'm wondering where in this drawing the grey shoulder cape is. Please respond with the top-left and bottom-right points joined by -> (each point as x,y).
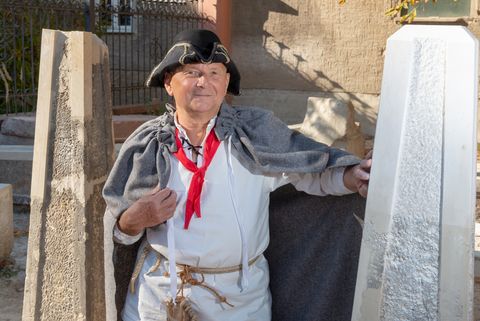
102,102 -> 361,320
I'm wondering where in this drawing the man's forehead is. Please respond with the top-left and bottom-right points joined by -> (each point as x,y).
179,63 -> 227,71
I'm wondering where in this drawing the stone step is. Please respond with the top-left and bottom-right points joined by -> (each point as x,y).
0,114 -> 157,144
0,144 -> 122,205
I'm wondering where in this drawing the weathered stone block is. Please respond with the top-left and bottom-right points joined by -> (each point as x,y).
352,25 -> 478,321
299,97 -> 365,156
300,97 -> 348,145
23,29 -> 115,321
1,116 -> 36,139
0,183 -> 13,259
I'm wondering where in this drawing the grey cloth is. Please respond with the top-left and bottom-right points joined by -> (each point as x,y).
266,185 -> 366,321
102,102 -> 361,320
103,102 -> 360,221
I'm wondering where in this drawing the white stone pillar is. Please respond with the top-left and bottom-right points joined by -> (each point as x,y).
0,183 -> 13,259
352,25 -> 478,321
22,29 -> 115,321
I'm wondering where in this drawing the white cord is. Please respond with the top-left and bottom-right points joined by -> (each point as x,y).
226,136 -> 250,290
167,218 -> 177,299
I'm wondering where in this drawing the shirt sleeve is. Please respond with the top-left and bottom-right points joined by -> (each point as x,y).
113,222 -> 144,245
269,167 -> 354,196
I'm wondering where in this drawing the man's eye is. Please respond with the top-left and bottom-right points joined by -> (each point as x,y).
185,70 -> 201,77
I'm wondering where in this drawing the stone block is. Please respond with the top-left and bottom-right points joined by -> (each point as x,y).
0,146 -> 32,205
23,30 -> 115,321
299,97 -> 365,156
0,133 -> 34,145
352,25 -> 478,321
0,145 -> 33,161
300,97 -> 348,145
0,184 -> 13,259
0,113 -> 153,145
0,116 -> 36,139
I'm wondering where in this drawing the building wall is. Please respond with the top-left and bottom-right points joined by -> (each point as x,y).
230,0 -> 480,137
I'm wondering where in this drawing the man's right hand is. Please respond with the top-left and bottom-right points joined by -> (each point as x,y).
117,186 -> 177,236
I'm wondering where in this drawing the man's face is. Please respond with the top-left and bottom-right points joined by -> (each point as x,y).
164,63 -> 230,118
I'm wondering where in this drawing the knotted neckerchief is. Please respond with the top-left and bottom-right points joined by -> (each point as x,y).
173,128 -> 221,229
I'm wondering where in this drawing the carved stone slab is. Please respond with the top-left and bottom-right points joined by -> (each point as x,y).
352,25 -> 478,321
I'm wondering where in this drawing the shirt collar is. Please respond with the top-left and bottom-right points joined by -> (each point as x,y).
174,113 -> 217,146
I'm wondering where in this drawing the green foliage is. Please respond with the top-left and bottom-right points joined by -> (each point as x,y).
0,1 -> 85,114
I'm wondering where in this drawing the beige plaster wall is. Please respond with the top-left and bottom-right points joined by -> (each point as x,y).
230,0 -> 479,134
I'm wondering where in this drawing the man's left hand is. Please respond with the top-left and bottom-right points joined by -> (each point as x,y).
343,150 -> 372,198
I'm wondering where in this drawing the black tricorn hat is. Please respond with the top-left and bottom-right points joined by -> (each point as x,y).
145,29 -> 241,96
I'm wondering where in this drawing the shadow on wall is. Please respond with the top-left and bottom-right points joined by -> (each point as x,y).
231,0 -> 378,134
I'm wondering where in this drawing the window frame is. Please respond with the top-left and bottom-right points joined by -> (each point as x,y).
398,0 -> 480,23
97,0 -> 135,34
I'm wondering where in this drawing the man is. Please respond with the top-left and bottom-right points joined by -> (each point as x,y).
103,29 -> 371,321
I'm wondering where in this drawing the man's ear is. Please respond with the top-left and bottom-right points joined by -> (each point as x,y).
225,73 -> 230,95
164,73 -> 174,96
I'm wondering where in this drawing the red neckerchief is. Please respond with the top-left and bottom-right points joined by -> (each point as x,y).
173,128 -> 221,229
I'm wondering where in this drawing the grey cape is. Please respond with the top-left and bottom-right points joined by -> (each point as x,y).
102,103 -> 361,320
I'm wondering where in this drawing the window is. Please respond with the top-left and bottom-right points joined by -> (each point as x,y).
402,0 -> 479,22
98,0 -> 134,33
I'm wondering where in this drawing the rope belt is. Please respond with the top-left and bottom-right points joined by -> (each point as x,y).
129,242 -> 260,307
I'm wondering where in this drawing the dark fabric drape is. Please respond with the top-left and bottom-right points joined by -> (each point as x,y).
266,184 -> 366,321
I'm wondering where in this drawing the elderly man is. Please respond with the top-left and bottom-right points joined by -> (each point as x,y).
103,29 -> 371,321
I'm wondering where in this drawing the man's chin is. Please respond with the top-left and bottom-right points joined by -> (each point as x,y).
189,102 -> 222,114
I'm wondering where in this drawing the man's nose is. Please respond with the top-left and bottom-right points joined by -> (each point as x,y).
196,73 -> 210,87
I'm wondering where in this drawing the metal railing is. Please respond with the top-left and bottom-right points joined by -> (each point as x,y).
0,0 -> 209,115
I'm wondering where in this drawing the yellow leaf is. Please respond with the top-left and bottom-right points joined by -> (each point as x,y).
408,8 -> 417,23
385,7 -> 398,15
400,13 -> 409,22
